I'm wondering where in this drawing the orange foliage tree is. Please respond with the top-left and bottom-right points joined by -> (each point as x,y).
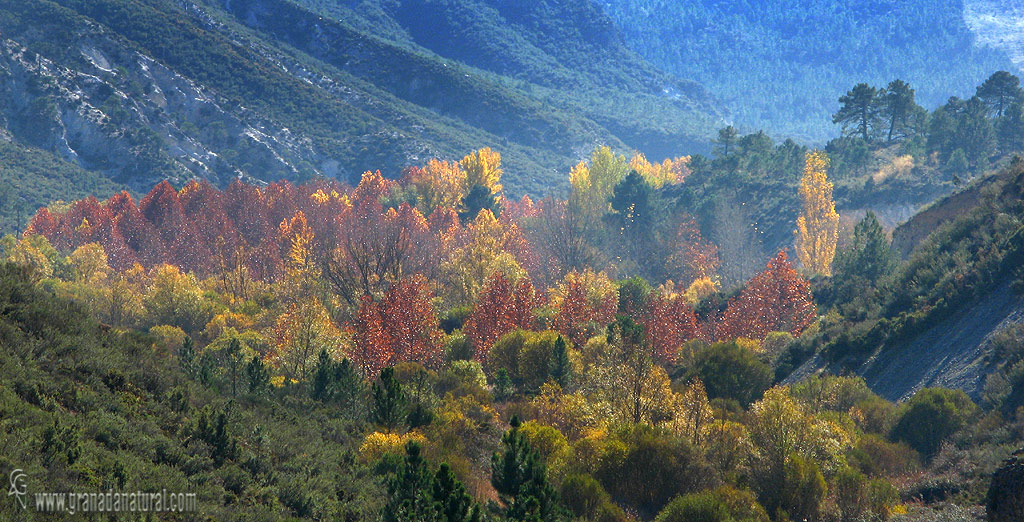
717,251 -> 816,341
350,275 -> 444,376
464,273 -> 543,362
665,216 -> 720,285
641,288 -> 699,365
550,269 -> 618,348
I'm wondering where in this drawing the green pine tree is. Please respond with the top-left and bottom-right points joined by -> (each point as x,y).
245,355 -> 269,395
833,83 -> 880,142
311,348 -> 334,401
180,336 -> 195,376
495,368 -> 514,402
384,441 -> 441,522
549,335 -> 572,388
492,416 -> 567,522
433,463 -> 478,522
372,367 -> 408,433
226,338 -> 242,397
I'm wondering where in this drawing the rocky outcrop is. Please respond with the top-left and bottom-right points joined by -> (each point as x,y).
0,33 -> 318,192
987,449 -> 1024,522
890,173 -> 1005,259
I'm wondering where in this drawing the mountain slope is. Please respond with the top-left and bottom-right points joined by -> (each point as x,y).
598,0 -> 1017,142
0,0 -> 721,214
787,164 -> 1024,402
965,0 -> 1024,70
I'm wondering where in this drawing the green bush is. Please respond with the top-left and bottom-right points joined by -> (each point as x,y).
595,424 -> 714,516
656,491 -> 731,522
890,387 -> 977,459
686,341 -> 773,407
656,486 -> 768,522
560,473 -> 610,519
780,454 -> 826,522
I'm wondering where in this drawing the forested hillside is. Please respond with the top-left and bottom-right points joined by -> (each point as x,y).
0,0 -> 719,225
598,0 -> 1017,142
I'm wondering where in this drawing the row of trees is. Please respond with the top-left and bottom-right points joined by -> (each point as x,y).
831,71 -> 1024,177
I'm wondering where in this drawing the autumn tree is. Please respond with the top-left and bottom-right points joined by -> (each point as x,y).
569,146 -> 629,222
382,275 -> 444,369
747,387 -> 852,520
279,210 -> 319,300
629,153 -> 690,188
143,264 -> 210,333
69,243 -> 110,285
320,171 -> 434,310
439,209 -> 526,308
406,159 -> 468,215
665,216 -> 720,287
640,288 -> 698,365
795,151 -> 839,276
139,180 -> 187,246
271,296 -> 345,382
718,251 -> 816,341
589,316 -> 675,425
464,273 -> 542,362
549,269 -> 618,348
460,147 -> 503,195
528,197 -> 599,284
350,276 -> 444,376
352,294 -> 391,377
671,378 -> 714,447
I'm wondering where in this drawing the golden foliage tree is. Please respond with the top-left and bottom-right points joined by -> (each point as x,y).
271,296 -> 345,381
439,209 -> 525,307
460,147 -> 503,194
629,152 -> 691,188
69,243 -> 111,285
795,151 -> 839,276
569,146 -> 629,220
407,159 -> 467,214
549,268 -> 618,348
671,377 -> 714,447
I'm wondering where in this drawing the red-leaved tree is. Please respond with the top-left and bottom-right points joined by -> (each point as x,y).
717,250 -> 816,341
641,291 -> 699,365
464,273 -> 542,361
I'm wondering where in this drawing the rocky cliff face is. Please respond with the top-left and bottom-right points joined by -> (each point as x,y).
0,29 -> 324,193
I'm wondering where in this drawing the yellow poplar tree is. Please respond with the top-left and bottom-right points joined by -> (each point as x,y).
629,152 -> 690,188
795,151 -> 839,276
410,158 -> 467,213
460,147 -> 503,194
569,146 -> 629,219
439,209 -> 525,307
